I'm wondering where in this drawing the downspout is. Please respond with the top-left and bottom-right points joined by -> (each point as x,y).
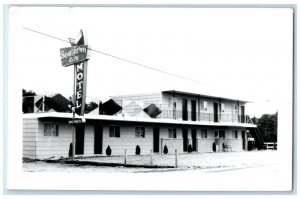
219,98 -> 222,122
173,91 -> 176,120
161,138 -> 163,154
35,122 -> 37,159
237,100 -> 240,123
198,95 -> 200,121
42,95 -> 45,112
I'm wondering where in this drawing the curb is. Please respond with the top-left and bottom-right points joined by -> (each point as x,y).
64,160 -> 175,168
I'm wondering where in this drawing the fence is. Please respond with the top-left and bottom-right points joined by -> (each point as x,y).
122,149 -> 179,168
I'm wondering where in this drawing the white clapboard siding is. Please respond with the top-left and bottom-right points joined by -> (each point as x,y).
103,125 -> 153,156
23,118 -> 39,159
35,123 -> 72,159
83,125 -> 94,156
23,116 -> 247,159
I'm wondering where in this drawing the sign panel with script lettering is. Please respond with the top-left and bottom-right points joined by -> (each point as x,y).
60,45 -> 90,67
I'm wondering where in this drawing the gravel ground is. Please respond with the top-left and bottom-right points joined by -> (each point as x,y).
23,150 -> 278,173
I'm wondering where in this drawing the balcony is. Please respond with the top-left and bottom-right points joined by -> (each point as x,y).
158,109 -> 251,124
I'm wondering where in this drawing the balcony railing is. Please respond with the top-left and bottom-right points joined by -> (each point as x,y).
157,109 -> 251,124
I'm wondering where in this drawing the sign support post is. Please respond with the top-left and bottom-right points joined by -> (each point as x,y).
72,66 -> 76,160
60,30 -> 90,160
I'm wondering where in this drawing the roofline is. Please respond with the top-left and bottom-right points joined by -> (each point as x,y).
162,90 -> 251,103
111,91 -> 161,98
23,112 -> 257,128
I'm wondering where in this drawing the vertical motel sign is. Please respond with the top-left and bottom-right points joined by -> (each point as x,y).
60,30 -> 91,116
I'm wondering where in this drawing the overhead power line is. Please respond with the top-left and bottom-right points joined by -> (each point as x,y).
23,27 -> 206,85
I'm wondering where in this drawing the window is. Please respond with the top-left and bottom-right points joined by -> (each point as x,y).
215,131 -> 219,138
168,97 -> 177,108
44,123 -> 59,136
219,130 -> 225,139
233,130 -> 238,139
201,129 -> 207,138
135,127 -> 145,138
168,128 -> 177,138
221,103 -> 225,112
168,97 -> 172,107
200,101 -> 207,111
233,104 -> 238,113
109,126 -> 120,137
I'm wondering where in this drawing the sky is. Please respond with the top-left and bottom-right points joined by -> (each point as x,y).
8,6 -> 293,117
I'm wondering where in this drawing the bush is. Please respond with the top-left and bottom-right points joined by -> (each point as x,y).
68,143 -> 73,158
188,144 -> 193,153
163,145 -> 168,154
135,145 -> 141,155
212,142 -> 216,152
106,145 -> 112,156
248,141 -> 253,151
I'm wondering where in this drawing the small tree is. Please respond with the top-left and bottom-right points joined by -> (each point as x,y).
212,142 -> 216,152
163,145 -> 168,154
106,145 -> 112,156
188,144 -> 193,153
135,145 -> 141,155
22,89 -> 36,113
68,143 -> 73,158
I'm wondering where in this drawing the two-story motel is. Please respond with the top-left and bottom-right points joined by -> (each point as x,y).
23,90 -> 258,160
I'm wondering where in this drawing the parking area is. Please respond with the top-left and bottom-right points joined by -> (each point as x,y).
23,150 -> 279,173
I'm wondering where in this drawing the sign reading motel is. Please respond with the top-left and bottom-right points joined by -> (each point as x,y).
60,45 -> 90,67
74,61 -> 85,115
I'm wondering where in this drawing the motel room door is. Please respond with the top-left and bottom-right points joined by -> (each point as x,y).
153,128 -> 160,153
191,129 -> 197,151
191,100 -> 197,121
94,125 -> 103,154
182,129 -> 188,152
75,124 -> 85,155
213,103 -> 218,122
182,99 -> 188,121
241,106 -> 245,123
242,131 -> 246,150
214,130 -> 220,152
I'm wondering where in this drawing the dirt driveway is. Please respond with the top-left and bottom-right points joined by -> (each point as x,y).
23,150 -> 279,173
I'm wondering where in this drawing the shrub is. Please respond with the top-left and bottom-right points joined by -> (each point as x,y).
212,142 -> 216,152
135,145 -> 141,155
68,143 -> 73,158
188,144 -> 193,153
248,141 -> 253,151
106,145 -> 112,156
163,145 -> 168,154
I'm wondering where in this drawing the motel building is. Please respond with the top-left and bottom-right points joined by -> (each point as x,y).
23,90 -> 261,160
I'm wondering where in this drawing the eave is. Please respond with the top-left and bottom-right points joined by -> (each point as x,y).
23,112 -> 257,128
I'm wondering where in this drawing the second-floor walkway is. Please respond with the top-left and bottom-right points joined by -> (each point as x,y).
158,109 -> 251,124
